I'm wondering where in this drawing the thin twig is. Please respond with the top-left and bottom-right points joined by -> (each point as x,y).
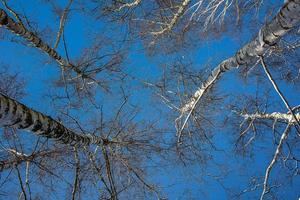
117,155 -> 162,199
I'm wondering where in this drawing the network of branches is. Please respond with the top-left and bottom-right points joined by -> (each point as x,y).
0,0 -> 299,199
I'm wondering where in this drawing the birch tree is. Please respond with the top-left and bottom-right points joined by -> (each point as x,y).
0,0 -> 300,199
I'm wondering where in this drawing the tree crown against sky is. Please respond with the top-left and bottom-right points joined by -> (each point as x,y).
0,0 -> 299,199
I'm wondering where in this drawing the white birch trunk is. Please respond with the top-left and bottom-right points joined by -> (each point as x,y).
181,0 -> 300,113
0,93 -> 106,146
0,9 -> 83,76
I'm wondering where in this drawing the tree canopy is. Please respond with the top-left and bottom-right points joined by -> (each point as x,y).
0,0 -> 299,199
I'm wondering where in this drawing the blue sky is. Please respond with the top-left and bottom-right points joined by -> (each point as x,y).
0,0 -> 300,199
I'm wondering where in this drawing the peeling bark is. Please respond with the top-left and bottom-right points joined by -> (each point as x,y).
181,0 -> 300,114
0,93 -> 106,146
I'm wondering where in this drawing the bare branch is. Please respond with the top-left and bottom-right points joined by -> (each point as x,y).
83,147 -> 113,197
260,56 -> 300,134
0,148 -> 65,172
15,165 -> 27,200
151,0 -> 191,36
260,124 -> 291,200
71,147 -> 80,200
188,0 -> 234,30
117,155 -> 162,199
115,0 -> 141,11
240,111 -> 300,124
53,0 -> 73,49
24,161 -> 32,200
101,147 -> 118,200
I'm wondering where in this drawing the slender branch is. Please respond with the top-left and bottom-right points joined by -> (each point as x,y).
53,0 -> 73,49
71,147 -> 80,200
114,0 -> 141,11
117,155 -> 162,199
188,0 -> 234,30
25,161 -> 32,200
102,147 -> 118,200
260,56 -> 300,134
0,148 -> 64,172
15,165 -> 27,200
83,147 -> 113,197
260,124 -> 291,200
151,0 -> 191,35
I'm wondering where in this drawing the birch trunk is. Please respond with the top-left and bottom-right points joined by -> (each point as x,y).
0,93 -> 106,146
181,0 -> 300,113
0,9 -> 83,76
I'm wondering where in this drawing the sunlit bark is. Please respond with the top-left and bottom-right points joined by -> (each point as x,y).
115,0 -> 141,11
241,112 -> 300,123
151,0 -> 191,35
181,0 -> 300,114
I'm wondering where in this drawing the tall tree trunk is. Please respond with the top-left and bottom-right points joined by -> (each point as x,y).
181,0 -> 300,114
0,9 -> 84,77
0,93 -> 106,146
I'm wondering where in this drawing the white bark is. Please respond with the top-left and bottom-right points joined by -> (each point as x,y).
53,0 -> 73,49
181,0 -> 300,114
151,0 -> 191,35
0,93 -> 107,146
0,9 -> 84,77
260,124 -> 290,200
242,112 -> 300,123
115,0 -> 141,11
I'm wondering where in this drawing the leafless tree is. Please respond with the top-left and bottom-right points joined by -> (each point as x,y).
0,0 -> 300,199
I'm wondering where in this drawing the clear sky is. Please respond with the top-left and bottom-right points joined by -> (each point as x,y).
0,0 -> 299,199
